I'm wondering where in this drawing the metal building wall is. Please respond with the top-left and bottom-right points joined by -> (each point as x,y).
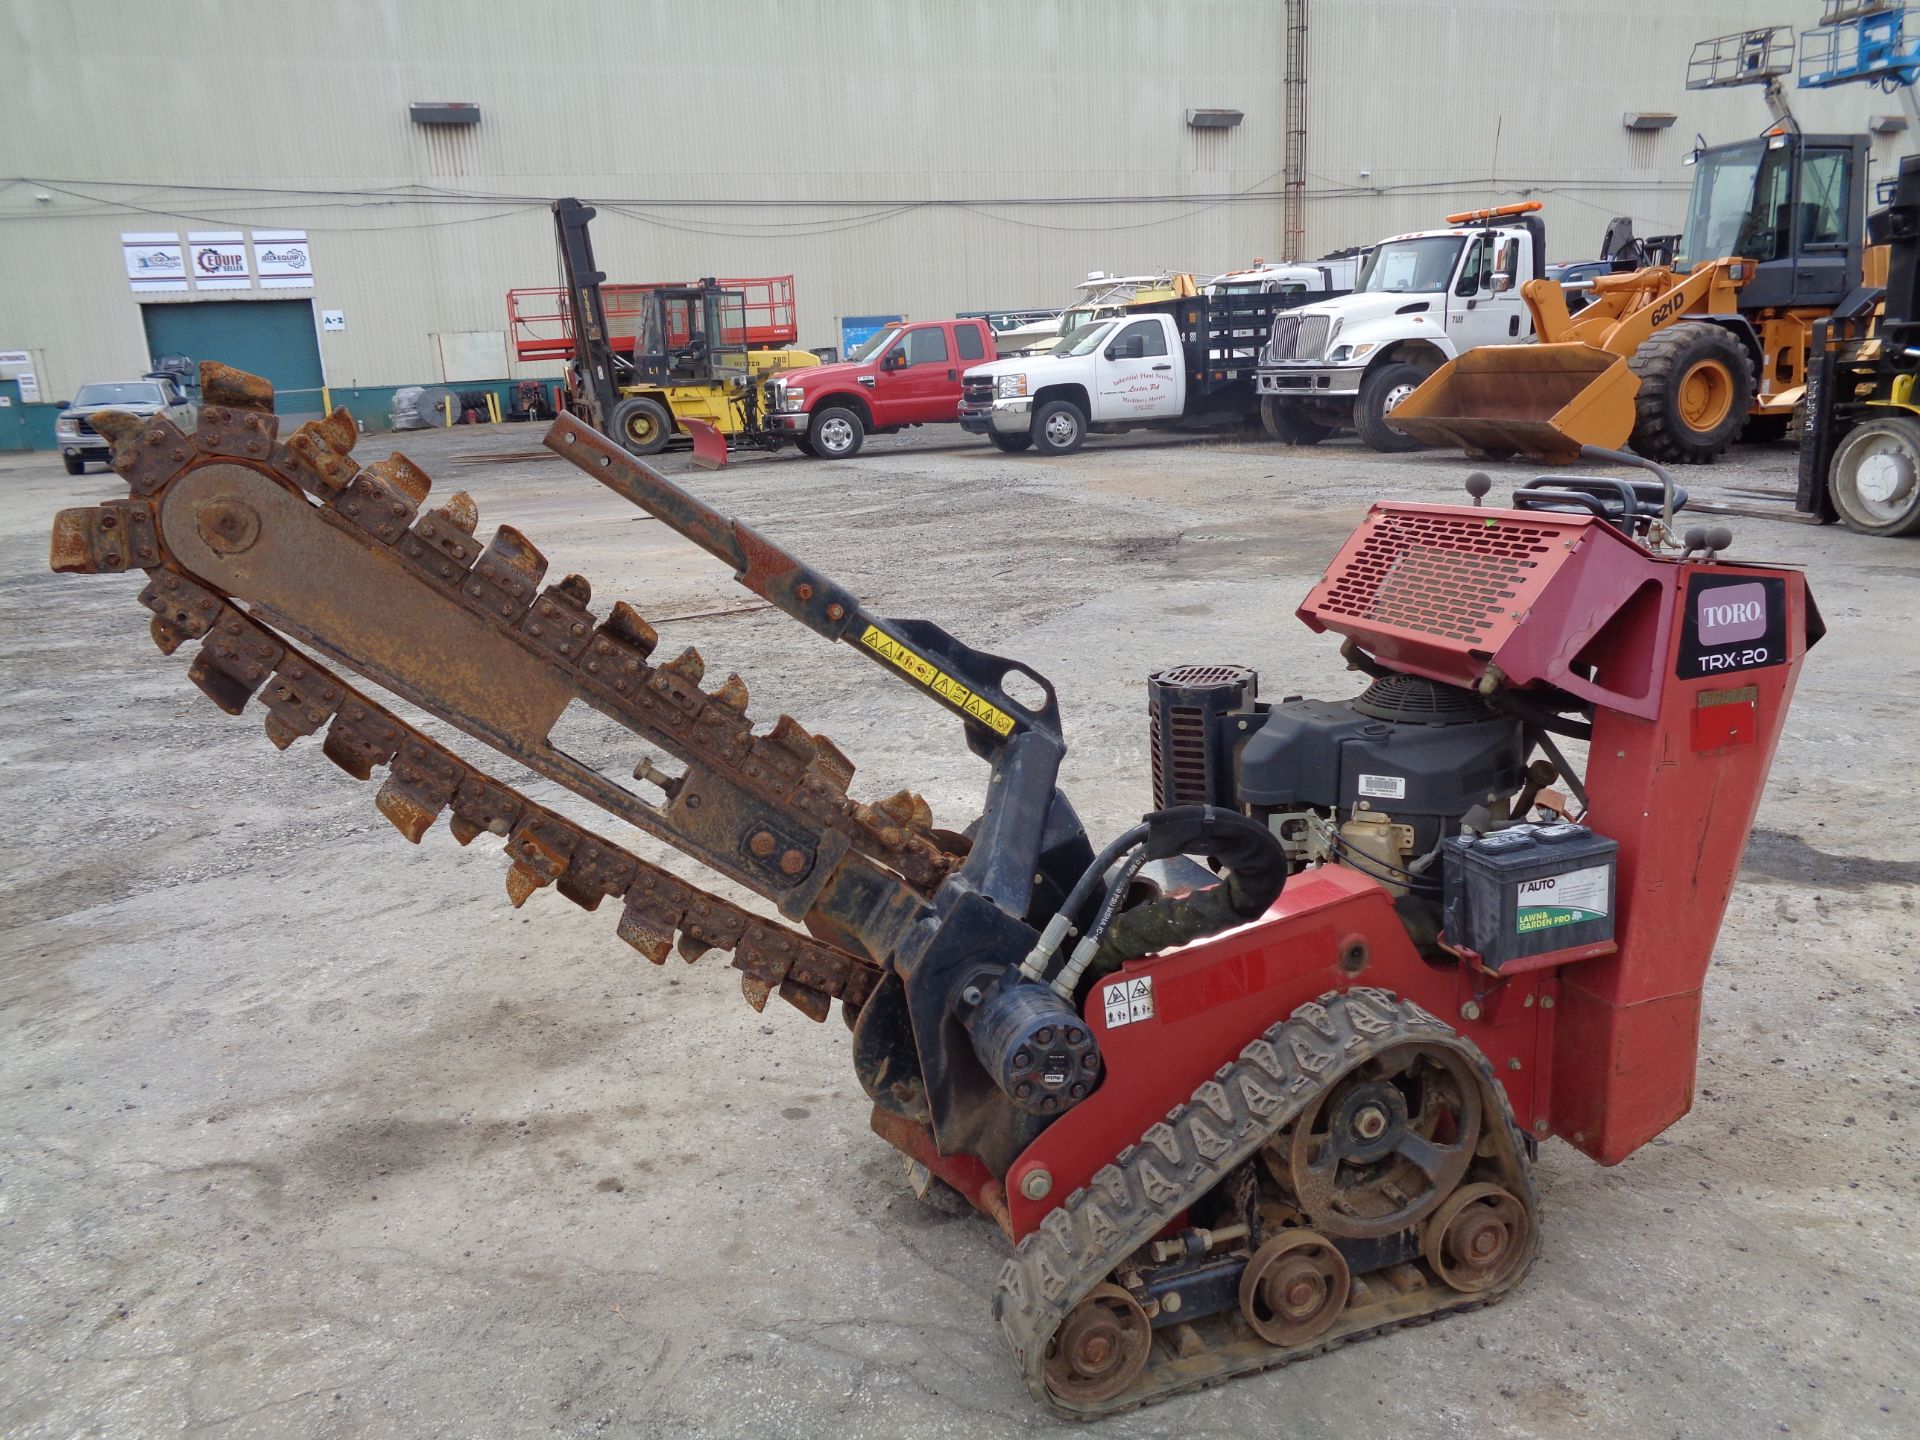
0,0 -> 1909,400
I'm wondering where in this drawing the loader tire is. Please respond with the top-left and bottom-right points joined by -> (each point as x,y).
1828,414 -> 1920,536
1260,396 -> 1333,446
1356,361 -> 1427,453
1627,322 -> 1754,464
610,395 -> 673,456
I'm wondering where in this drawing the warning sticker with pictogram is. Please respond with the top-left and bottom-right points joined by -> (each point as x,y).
1101,975 -> 1155,1028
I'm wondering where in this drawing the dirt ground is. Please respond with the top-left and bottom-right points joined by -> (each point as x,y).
2,419 -> 1915,1440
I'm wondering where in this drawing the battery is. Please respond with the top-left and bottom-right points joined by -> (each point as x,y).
1441,822 -> 1619,970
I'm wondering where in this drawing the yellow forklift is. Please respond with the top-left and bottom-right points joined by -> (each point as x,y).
552,198 -> 817,463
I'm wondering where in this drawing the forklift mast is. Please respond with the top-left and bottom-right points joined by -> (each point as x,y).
552,197 -> 622,429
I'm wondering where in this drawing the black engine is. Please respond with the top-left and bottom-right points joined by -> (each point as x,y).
1147,664 -> 1529,925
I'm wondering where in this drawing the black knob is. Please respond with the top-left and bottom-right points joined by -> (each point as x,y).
1463,471 -> 1492,505
1683,527 -> 1709,551
1704,525 -> 1734,553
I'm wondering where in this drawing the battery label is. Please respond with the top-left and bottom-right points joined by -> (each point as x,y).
1514,864 -> 1610,933
1358,774 -> 1406,799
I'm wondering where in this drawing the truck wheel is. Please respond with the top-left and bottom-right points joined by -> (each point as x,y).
1628,322 -> 1754,464
1260,396 -> 1333,446
792,434 -> 818,457
63,455 -> 86,475
1828,414 -> 1920,536
808,406 -> 865,459
988,432 -> 1033,453
1356,362 -> 1427,453
610,395 -> 673,456
1030,399 -> 1087,455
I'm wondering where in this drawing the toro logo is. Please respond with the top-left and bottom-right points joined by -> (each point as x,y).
1697,581 -> 1767,644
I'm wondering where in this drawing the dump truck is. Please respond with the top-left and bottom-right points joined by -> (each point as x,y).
1255,203 -> 1547,451
1392,129 -> 1872,464
51,361 -> 1820,1415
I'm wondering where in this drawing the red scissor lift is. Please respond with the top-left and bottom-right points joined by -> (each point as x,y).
508,276 -> 799,363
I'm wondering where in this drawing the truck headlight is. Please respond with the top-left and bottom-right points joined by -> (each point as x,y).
56,417 -> 78,437
995,373 -> 1027,398
776,386 -> 806,412
1327,342 -> 1376,364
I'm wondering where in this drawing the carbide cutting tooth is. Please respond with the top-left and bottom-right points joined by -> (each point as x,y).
676,933 -> 713,962
493,524 -> 546,575
448,814 -> 484,846
740,974 -> 774,1012
375,783 -> 438,844
710,674 -> 749,711
876,789 -> 932,830
200,361 -> 275,412
661,647 -> 705,685
603,600 -> 658,656
505,861 -> 547,908
810,734 -> 856,789
369,451 -> 431,505
315,406 -> 358,455
150,618 -> 186,655
263,715 -> 302,751
779,980 -> 831,1023
556,573 -> 592,607
615,897 -> 676,963
88,410 -> 146,449
437,490 -> 479,534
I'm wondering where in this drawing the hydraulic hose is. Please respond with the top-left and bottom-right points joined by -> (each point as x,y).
1026,806 -> 1289,998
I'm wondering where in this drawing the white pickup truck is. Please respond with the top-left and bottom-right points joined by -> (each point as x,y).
1255,203 -> 1547,451
958,292 -> 1286,455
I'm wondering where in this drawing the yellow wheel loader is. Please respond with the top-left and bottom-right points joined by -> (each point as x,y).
1392,130 -> 1873,464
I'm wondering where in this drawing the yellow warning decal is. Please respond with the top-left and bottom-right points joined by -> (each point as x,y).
859,624 -> 1016,735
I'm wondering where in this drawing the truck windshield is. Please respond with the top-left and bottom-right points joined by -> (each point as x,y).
1053,320 -> 1119,358
1676,139 -> 1791,269
846,327 -> 901,363
73,382 -> 166,406
1356,237 -> 1465,294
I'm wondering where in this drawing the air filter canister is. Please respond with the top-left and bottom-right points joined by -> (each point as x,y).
1147,664 -> 1257,810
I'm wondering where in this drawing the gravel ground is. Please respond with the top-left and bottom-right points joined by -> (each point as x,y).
1,419 -> 1915,1440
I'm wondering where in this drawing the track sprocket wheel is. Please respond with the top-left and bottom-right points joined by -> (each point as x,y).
1281,1041 -> 1481,1238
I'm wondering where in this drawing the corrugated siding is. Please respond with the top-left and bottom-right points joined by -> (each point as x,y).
0,0 -> 1909,396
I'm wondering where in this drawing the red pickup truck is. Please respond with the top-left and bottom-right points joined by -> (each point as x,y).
766,317 -> 996,458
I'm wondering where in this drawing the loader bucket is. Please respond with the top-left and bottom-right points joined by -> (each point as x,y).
1389,343 -> 1640,462
682,417 -> 730,470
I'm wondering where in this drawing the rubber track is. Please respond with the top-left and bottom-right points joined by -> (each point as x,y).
992,987 -> 1538,1420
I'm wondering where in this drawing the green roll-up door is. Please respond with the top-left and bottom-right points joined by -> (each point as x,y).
141,300 -> 325,417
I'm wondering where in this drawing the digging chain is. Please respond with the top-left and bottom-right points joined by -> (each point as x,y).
50,366 -> 910,1022
992,988 -> 1539,1420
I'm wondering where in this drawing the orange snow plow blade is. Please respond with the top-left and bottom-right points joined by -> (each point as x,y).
1390,344 -> 1639,463
683,418 -> 730,470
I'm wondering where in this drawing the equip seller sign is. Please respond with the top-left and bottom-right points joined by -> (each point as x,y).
189,232 -> 251,290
